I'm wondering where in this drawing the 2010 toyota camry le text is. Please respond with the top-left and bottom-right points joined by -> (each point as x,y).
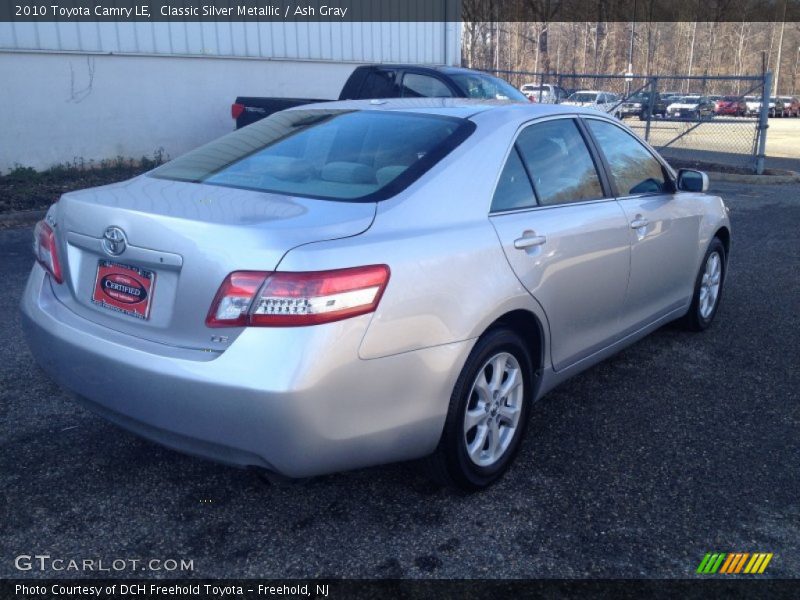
21,99 -> 730,489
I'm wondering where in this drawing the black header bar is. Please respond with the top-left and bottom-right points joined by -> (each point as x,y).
2,0 -> 799,23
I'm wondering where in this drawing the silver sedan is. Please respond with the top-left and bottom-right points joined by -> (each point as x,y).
21,99 -> 730,489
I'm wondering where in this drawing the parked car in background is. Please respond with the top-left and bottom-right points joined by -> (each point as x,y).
714,96 -> 747,117
232,65 -> 528,128
744,96 -> 762,116
778,96 -> 800,117
666,96 -> 716,119
562,90 -> 621,117
21,99 -> 731,490
768,97 -> 788,118
619,92 -> 667,119
520,83 -> 570,104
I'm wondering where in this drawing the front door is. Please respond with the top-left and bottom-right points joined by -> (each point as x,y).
583,117 -> 701,332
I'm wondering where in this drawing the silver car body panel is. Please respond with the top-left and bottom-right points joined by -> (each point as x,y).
21,99 -> 731,477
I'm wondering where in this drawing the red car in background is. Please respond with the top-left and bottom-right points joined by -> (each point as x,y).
778,96 -> 800,117
715,96 -> 747,117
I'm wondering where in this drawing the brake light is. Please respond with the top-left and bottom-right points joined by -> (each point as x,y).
33,220 -> 63,283
528,95 -> 536,103
206,265 -> 390,327
231,102 -> 245,119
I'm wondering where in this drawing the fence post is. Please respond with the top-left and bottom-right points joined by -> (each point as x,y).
755,71 -> 772,175
644,76 -> 657,143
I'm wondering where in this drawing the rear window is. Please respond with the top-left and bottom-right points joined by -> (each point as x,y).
150,109 -> 474,202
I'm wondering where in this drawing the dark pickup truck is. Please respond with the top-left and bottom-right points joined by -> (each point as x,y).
231,65 -> 528,128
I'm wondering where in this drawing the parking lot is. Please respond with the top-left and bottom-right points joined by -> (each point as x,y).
627,114 -> 800,170
1,180 -> 798,579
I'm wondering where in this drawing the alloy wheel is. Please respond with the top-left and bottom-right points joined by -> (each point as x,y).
699,251 -> 722,319
463,352 -> 524,467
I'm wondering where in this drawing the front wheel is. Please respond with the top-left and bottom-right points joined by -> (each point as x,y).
426,328 -> 533,490
680,238 -> 726,331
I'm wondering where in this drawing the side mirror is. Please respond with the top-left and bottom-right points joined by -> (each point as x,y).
677,169 -> 709,192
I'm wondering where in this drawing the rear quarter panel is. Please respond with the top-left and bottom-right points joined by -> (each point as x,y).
276,111 -> 552,361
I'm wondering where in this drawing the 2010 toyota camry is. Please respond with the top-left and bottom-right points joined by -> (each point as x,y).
21,99 -> 730,489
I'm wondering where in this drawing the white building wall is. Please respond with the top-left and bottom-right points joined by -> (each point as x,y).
0,21 -> 459,64
0,22 -> 461,171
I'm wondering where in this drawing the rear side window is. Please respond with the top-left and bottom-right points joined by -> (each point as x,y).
401,73 -> 453,98
359,70 -> 399,98
586,119 -> 668,196
150,109 -> 475,202
515,119 -> 604,206
491,148 -> 536,212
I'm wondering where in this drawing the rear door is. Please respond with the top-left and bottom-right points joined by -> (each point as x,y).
489,116 -> 631,371
583,117 -> 700,332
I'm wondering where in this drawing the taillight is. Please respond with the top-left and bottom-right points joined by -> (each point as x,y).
33,220 -> 63,283
206,265 -> 390,327
528,95 -> 536,103
231,102 -> 245,119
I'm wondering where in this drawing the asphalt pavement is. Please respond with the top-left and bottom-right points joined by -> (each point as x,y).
1,181 -> 798,579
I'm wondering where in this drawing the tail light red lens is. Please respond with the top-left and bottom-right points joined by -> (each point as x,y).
206,265 -> 390,328
231,102 -> 245,119
528,95 -> 536,103
33,220 -> 63,283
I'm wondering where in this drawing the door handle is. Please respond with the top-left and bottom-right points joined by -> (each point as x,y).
514,234 -> 547,249
630,218 -> 649,229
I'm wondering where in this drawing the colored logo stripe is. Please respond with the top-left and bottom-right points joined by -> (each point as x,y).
697,553 -> 773,574
697,553 -> 726,574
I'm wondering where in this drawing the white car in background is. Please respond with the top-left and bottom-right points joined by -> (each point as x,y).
520,83 -> 569,104
744,96 -> 762,116
562,90 -> 621,117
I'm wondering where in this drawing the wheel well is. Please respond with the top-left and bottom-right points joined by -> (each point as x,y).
488,310 -> 545,377
714,226 -> 731,257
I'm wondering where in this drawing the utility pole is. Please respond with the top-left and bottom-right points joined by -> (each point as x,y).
626,0 -> 637,96
773,0 -> 787,95
794,46 -> 800,95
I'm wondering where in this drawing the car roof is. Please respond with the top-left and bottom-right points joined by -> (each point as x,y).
359,64 -> 503,77
290,97 -> 610,122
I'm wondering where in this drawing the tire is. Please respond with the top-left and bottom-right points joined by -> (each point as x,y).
425,327 -> 534,491
679,238 -> 726,332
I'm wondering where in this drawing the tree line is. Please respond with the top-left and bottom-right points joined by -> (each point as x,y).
463,20 -> 800,95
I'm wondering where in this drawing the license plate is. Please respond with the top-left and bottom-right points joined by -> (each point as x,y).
92,260 -> 155,320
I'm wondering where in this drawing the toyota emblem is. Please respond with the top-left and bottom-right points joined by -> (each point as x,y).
102,226 -> 127,256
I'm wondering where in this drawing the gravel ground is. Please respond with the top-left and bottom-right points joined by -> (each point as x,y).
1,181 -> 798,579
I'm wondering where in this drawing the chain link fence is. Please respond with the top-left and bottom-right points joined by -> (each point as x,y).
483,69 -> 774,174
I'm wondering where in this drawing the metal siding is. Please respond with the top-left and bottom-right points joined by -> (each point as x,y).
0,22 -> 456,64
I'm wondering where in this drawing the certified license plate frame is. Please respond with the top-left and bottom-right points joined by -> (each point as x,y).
91,260 -> 156,320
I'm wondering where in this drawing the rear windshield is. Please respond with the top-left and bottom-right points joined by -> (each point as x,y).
150,109 -> 475,202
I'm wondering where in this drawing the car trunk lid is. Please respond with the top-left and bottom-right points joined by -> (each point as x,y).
49,175 -> 376,352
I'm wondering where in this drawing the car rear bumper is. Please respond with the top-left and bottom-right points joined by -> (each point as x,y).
20,266 -> 470,477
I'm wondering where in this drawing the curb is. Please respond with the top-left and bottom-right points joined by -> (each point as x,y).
706,170 -> 800,185
0,209 -> 46,226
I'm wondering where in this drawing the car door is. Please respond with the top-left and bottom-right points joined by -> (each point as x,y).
583,117 -> 701,333
489,117 -> 631,371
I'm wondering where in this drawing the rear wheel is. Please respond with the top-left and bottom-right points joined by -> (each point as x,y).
426,328 -> 533,490
680,238 -> 726,331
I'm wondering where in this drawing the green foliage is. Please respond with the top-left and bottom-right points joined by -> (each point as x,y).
0,149 -> 168,213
